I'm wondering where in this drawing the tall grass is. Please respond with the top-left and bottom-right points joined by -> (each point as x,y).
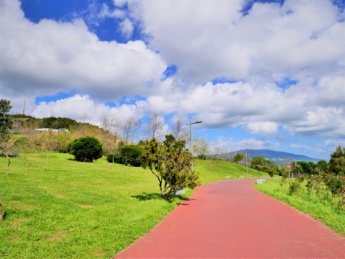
256,178 -> 345,236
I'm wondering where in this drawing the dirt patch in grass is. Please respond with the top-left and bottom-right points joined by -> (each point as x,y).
10,201 -> 40,210
11,218 -> 28,228
78,204 -> 94,209
53,193 -> 68,200
90,249 -> 105,257
47,231 -> 68,241
8,233 -> 21,242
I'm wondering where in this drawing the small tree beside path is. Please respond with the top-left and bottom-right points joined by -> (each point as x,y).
141,135 -> 200,199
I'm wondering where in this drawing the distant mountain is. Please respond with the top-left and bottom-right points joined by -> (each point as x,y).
213,149 -> 321,164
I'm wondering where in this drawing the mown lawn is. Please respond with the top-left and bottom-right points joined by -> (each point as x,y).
0,153 -> 261,258
256,178 -> 345,236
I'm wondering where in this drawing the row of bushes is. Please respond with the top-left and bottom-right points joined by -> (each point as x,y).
107,144 -> 143,166
287,174 -> 345,210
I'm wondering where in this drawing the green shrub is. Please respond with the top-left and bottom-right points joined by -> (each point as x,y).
198,154 -> 207,160
107,144 -> 143,167
106,151 -> 122,164
289,181 -> 300,195
338,190 -> 345,211
69,136 -> 103,162
41,116 -> 77,129
324,176 -> 344,195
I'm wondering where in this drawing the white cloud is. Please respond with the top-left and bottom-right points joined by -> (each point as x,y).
120,18 -> 134,38
99,3 -> 126,19
113,0 -> 128,8
2,0 -> 345,155
0,0 -> 166,99
128,0 -> 345,83
246,121 -> 278,135
288,106 -> 345,137
32,95 -> 143,127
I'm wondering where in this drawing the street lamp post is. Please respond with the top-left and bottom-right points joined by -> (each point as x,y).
246,153 -> 249,177
186,120 -> 202,170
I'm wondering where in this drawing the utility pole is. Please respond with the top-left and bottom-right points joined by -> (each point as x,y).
185,120 -> 202,170
22,100 -> 26,115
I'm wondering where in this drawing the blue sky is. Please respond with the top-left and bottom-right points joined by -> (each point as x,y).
1,0 -> 345,159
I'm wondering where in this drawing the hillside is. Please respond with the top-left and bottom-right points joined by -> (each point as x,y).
0,153 -> 265,258
10,114 -> 119,155
196,159 -> 266,184
213,149 -> 320,164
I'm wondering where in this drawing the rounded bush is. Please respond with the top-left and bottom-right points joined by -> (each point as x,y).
69,136 -> 103,162
107,144 -> 143,167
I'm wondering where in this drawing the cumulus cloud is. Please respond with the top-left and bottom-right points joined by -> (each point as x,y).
25,74 -> 345,141
32,95 -> 143,126
1,0 -> 345,159
246,121 -> 278,135
0,0 -> 166,99
128,0 -> 345,83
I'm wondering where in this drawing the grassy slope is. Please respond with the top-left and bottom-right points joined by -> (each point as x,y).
256,179 -> 345,236
0,153 -> 262,258
196,159 -> 264,184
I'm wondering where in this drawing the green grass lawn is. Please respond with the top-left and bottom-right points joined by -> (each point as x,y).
196,159 -> 265,184
256,178 -> 345,236
0,153 -> 262,258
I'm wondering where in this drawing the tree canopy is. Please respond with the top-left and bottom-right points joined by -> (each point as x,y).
0,99 -> 12,144
329,146 -> 345,175
141,135 -> 200,199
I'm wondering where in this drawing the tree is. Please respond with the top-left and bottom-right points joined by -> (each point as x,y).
329,146 -> 345,175
295,161 -> 316,175
0,99 -> 12,220
250,156 -> 267,172
315,160 -> 329,174
141,135 -> 200,199
250,156 -> 278,177
0,99 -> 12,144
171,118 -> 188,140
232,153 -> 245,163
193,137 -> 209,158
69,136 -> 103,162
0,99 -> 14,175
121,118 -> 140,144
0,202 -> 3,221
101,114 -> 112,155
41,117 -> 77,129
148,113 -> 164,139
108,144 -> 143,166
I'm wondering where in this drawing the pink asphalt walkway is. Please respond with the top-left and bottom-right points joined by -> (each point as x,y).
116,179 -> 345,258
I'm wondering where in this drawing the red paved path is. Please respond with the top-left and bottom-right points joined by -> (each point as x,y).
116,179 -> 345,258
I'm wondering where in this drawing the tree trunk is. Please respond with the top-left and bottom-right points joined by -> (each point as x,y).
5,152 -> 10,176
159,179 -> 163,197
0,203 -> 3,221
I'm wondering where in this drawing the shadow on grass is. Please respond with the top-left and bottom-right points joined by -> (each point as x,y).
132,192 -> 192,203
132,192 -> 162,201
67,158 -> 93,163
